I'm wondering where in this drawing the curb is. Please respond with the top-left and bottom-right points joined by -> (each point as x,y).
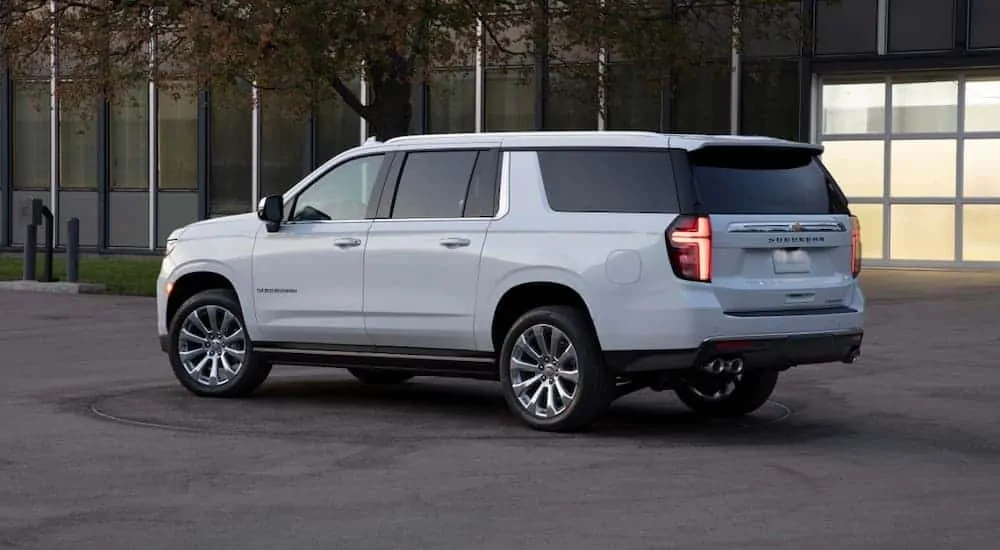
0,280 -> 107,294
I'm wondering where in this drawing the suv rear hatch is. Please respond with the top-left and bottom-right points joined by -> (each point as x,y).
671,144 -> 860,316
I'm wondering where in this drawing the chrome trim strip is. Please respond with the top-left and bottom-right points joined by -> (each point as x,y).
700,328 -> 862,346
727,221 -> 845,233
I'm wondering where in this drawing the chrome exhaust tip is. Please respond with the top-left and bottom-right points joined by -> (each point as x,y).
725,357 -> 744,374
703,358 -> 725,374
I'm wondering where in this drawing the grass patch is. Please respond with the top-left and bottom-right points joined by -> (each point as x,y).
0,253 -> 161,296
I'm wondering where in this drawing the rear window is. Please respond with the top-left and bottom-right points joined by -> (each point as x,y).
688,146 -> 849,215
536,150 -> 679,213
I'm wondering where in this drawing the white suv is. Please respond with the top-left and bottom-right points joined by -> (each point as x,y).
156,131 -> 865,432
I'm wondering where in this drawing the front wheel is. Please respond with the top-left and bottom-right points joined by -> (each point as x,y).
168,289 -> 272,398
499,305 -> 613,432
674,370 -> 779,418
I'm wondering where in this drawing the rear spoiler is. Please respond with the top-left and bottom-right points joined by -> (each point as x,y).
678,137 -> 824,155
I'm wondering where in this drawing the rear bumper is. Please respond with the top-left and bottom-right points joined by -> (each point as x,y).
606,329 -> 863,374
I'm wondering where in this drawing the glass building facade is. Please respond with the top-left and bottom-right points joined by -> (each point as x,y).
1,0 -> 999,267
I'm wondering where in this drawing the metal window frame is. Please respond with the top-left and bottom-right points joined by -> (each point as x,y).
815,70 -> 1000,266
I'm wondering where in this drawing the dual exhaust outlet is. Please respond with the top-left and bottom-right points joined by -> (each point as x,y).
702,357 -> 744,375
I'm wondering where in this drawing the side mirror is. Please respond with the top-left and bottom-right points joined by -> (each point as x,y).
257,195 -> 284,233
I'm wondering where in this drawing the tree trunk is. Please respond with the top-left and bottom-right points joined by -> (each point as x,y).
367,77 -> 413,141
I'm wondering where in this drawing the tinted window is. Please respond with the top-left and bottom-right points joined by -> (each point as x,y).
391,151 -> 478,219
888,0 -> 954,52
290,154 -> 384,222
537,150 -> 679,213
815,0 -> 877,55
688,146 -> 848,215
463,149 -> 500,218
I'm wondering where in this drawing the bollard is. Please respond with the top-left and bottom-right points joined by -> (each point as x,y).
67,217 -> 80,283
42,212 -> 54,283
23,224 -> 37,281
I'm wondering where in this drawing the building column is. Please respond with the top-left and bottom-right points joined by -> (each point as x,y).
197,89 -> 210,220
97,98 -> 109,249
475,19 -> 485,133
49,0 -> 60,244
1,66 -> 12,248
251,84 -> 260,207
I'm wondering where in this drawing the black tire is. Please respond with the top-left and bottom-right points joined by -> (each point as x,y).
498,305 -> 613,433
167,288 -> 272,398
347,368 -> 415,385
674,370 -> 779,418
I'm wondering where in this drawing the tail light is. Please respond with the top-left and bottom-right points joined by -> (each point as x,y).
850,215 -> 862,278
667,215 -> 712,282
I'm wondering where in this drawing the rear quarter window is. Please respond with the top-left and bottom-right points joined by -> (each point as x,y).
536,149 -> 680,213
688,146 -> 849,215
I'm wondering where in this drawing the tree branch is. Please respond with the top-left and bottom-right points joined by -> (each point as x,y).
330,74 -> 368,118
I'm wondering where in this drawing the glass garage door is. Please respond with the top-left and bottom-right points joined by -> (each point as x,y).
817,73 -> 1000,266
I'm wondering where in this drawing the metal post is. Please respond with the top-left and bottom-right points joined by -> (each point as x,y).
23,225 -> 37,281
67,217 -> 79,283
42,208 -> 53,283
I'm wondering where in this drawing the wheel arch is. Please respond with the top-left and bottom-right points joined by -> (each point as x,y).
166,269 -> 240,331
488,279 -> 600,354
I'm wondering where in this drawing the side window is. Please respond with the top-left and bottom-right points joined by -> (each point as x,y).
390,151 -> 478,219
290,154 -> 385,222
536,149 -> 680,213
463,149 -> 500,218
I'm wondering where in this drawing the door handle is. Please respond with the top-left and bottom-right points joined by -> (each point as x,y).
333,237 -> 362,249
439,237 -> 471,248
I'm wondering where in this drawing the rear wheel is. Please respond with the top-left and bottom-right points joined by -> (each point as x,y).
499,305 -> 613,432
674,370 -> 779,418
347,368 -> 414,385
168,289 -> 272,397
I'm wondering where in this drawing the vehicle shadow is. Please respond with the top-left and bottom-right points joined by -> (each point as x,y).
241,375 -> 854,446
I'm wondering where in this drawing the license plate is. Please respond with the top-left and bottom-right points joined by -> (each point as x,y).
772,249 -> 811,274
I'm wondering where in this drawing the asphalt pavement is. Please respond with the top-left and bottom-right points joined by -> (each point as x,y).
1,269 -> 999,549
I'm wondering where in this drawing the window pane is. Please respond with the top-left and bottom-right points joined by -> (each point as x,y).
821,141 -> 884,197
963,139 -> 1000,197
260,91 -> 307,198
849,204 -> 884,259
888,0 -> 954,52
110,87 -> 149,190
392,151 -> 478,219
291,154 -> 384,222
963,205 -> 1000,261
890,205 -> 955,261
969,0 -> 1000,49
741,60 -> 800,140
316,80 -> 361,166
537,150 -> 678,213
485,68 -> 534,131
891,80 -> 958,134
822,83 -> 885,135
13,80 -> 50,191
673,64 -> 730,134
690,147 -> 846,215
427,69 -> 475,134
964,79 -> 1000,132
816,0 -> 878,55
890,139 -> 956,197
606,64 -> 661,131
157,82 -> 198,191
545,64 -> 598,131
59,103 -> 99,190
209,85 -> 252,216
